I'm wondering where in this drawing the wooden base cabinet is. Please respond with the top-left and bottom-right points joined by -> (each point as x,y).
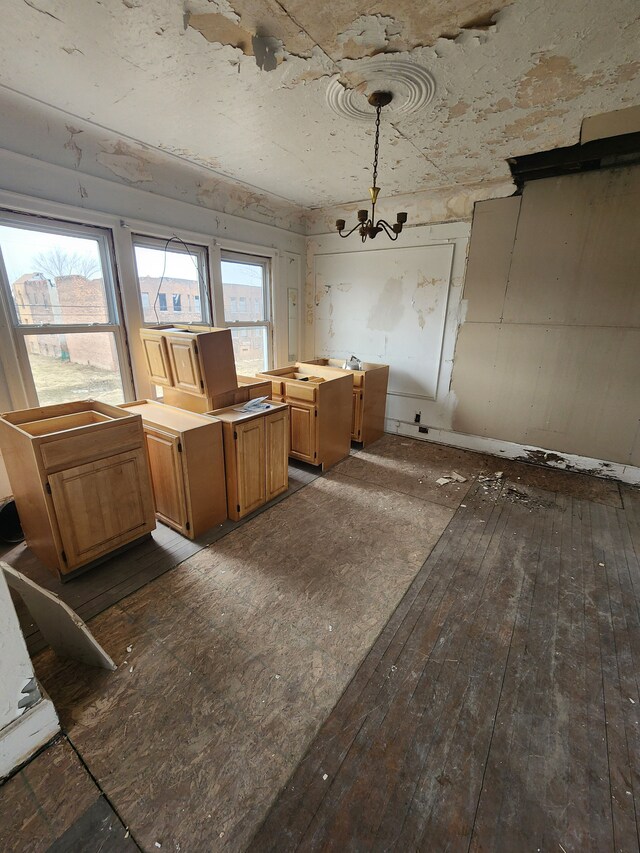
121,401 -> 227,538
256,366 -> 352,470
0,401 -> 156,579
209,403 -> 289,520
300,358 -> 389,445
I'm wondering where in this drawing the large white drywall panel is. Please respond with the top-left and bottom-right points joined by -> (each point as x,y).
314,244 -> 454,400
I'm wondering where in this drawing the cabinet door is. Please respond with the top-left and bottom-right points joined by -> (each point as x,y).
144,429 -> 188,534
166,335 -> 204,395
140,332 -> 173,387
351,389 -> 362,440
289,402 -> 316,463
234,418 -> 265,517
48,448 -> 155,572
265,408 -> 289,501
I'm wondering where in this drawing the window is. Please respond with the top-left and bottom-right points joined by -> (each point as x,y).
132,235 -> 210,325
141,292 -> 150,310
0,215 -> 130,407
220,252 -> 271,374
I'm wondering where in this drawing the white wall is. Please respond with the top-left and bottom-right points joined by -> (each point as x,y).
306,221 -> 470,432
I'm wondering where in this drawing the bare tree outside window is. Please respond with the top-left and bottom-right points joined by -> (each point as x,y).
33,247 -> 100,280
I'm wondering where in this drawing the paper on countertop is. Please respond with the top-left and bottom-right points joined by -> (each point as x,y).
233,396 -> 271,413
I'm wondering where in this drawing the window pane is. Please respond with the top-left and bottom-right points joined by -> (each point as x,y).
24,332 -> 124,406
133,243 -> 205,324
230,327 -> 268,375
0,225 -> 111,326
221,260 -> 265,322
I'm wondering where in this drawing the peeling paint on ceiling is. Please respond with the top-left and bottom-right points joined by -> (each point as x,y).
0,0 -> 638,215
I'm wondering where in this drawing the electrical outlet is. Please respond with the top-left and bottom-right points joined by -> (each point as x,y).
414,412 -> 421,424
418,426 -> 429,434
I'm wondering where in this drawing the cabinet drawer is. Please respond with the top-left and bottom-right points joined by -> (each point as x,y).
266,379 -> 284,397
40,421 -> 143,472
285,381 -> 316,403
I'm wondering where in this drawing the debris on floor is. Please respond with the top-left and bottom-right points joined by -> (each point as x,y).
436,471 -> 468,486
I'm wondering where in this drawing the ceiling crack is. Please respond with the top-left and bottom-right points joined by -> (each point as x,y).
271,0 -> 340,72
22,0 -> 63,23
390,121 -> 454,183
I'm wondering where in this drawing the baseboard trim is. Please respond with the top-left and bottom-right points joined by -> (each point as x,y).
385,420 -> 640,485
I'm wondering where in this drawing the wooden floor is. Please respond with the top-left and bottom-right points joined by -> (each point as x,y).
250,474 -> 640,852
2,461 -> 319,656
1,435 -> 638,852
0,738 -> 135,851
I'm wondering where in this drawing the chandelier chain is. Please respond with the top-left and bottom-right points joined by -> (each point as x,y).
334,90 -> 406,242
372,104 -> 381,190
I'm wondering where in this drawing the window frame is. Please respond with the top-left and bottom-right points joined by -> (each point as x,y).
131,234 -> 212,327
0,210 -> 134,408
218,249 -> 273,372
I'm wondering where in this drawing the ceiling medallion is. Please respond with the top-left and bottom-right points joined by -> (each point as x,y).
326,59 -> 436,122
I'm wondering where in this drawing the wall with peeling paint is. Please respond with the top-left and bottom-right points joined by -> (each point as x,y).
303,179 -> 514,234
305,220 -> 471,437
451,164 -> 640,469
0,89 -> 306,235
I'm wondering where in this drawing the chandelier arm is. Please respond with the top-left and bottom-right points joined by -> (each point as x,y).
338,221 -> 366,239
375,219 -> 400,241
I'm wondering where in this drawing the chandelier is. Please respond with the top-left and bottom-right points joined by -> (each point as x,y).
336,91 -> 407,242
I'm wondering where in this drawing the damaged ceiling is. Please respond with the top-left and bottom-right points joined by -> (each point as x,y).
0,0 -> 638,212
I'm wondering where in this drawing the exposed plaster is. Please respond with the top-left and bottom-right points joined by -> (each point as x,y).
187,12 -> 255,56
96,141 -> 154,183
63,124 -> 83,168
336,15 -> 404,61
1,0 -> 639,211
187,2 -> 511,68
516,54 -> 602,108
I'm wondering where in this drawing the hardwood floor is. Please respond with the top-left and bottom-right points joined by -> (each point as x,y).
1,435 -> 638,852
249,476 -> 640,852
0,738 -> 135,851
